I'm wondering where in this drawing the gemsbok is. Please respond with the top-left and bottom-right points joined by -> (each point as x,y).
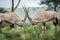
31,10 -> 58,32
0,12 -> 23,29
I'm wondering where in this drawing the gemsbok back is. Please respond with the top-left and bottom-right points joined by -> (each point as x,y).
0,12 -> 23,29
31,10 -> 58,32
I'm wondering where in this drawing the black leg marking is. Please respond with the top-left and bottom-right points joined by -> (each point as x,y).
4,20 -> 14,29
53,18 -> 58,32
10,24 -> 14,29
43,22 -> 46,26
53,18 -> 58,26
0,21 -> 3,25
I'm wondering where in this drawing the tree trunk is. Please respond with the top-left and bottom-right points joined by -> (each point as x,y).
54,1 -> 58,11
54,5 -> 57,11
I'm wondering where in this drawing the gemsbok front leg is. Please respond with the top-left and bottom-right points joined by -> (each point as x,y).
10,24 -> 14,30
10,24 -> 14,29
4,20 -> 14,29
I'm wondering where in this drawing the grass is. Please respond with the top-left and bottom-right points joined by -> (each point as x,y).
0,22 -> 60,40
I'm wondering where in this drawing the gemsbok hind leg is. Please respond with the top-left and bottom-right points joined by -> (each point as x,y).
42,22 -> 46,33
0,21 -> 3,25
53,18 -> 58,31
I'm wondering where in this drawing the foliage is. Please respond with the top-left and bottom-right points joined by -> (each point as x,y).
0,8 -> 8,13
39,0 -> 60,11
0,22 -> 60,40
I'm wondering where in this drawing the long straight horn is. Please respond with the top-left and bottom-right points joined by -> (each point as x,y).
11,0 -> 14,12
23,5 -> 33,25
14,0 -> 21,11
11,0 -> 21,12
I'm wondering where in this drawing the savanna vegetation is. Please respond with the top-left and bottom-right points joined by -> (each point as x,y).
0,21 -> 60,40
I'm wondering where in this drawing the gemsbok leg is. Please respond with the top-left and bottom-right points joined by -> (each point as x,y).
0,21 -> 3,25
4,20 -> 14,29
53,18 -> 58,31
10,24 -> 14,29
42,22 -> 46,33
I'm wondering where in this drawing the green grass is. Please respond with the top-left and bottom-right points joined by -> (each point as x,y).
0,22 -> 60,40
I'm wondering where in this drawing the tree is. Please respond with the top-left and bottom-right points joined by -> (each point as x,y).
39,0 -> 60,11
11,0 -> 21,12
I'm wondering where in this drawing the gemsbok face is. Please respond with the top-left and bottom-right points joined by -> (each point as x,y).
0,12 -> 23,29
15,19 -> 23,27
31,10 -> 58,32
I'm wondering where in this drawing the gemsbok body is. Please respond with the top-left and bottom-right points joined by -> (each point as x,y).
0,12 -> 23,29
31,10 -> 58,32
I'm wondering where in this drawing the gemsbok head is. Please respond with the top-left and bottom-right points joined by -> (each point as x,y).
31,10 -> 58,32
